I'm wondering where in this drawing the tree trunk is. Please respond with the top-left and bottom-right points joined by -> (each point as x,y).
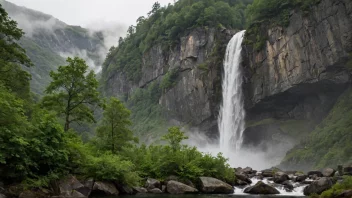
64,114 -> 70,131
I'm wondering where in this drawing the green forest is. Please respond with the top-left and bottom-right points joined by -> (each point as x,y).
1,0 -> 352,197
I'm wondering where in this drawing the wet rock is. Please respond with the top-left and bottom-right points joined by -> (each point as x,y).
199,177 -> 234,194
310,174 -> 321,180
294,173 -> 307,182
91,181 -> 119,196
115,183 -> 134,195
322,168 -> 336,177
303,177 -> 334,196
242,167 -> 254,174
132,187 -> 148,194
236,180 -> 249,186
145,178 -> 161,190
307,171 -> 323,177
58,176 -> 90,197
235,173 -> 252,184
335,189 -> 352,198
148,188 -> 163,194
343,166 -> 352,175
244,181 -> 280,195
261,170 -> 274,177
282,181 -> 294,192
166,180 -> 198,194
0,194 -> 5,198
273,172 -> 289,184
162,185 -> 166,193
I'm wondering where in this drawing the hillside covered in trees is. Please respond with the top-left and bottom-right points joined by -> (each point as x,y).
1,0 -> 352,197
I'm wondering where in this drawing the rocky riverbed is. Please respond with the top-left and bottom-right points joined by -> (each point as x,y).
1,165 -> 352,198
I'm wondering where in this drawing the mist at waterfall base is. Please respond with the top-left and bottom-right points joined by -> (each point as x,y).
186,31 -> 293,171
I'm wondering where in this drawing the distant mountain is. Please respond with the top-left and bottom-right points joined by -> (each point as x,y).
1,0 -> 107,95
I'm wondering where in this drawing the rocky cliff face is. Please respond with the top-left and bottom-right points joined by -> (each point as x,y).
105,28 -> 235,137
242,0 -> 352,153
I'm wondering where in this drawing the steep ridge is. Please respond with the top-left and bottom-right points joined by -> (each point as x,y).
242,0 -> 352,169
1,0 -> 105,95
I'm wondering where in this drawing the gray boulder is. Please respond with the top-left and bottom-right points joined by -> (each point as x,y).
166,180 -> 198,194
343,166 -> 352,175
295,174 -> 307,182
322,168 -> 336,177
58,176 -> 90,197
199,177 -> 234,194
145,178 -> 161,190
0,193 -> 5,198
244,181 -> 280,195
261,169 -> 274,177
282,181 -> 294,192
273,172 -> 289,184
91,181 -> 119,196
235,173 -> 252,184
115,183 -> 134,195
307,171 -> 323,177
148,188 -> 163,194
132,187 -> 148,194
303,177 -> 334,196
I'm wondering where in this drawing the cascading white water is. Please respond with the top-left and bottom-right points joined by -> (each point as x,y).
218,30 -> 246,155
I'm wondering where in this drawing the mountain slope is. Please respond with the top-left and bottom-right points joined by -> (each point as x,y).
1,0 -> 106,95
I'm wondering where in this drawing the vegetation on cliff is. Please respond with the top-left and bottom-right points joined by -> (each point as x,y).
283,88 -> 352,169
244,0 -> 321,50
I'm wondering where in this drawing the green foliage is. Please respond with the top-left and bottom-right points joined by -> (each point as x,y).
122,128 -> 235,184
83,152 -> 140,186
96,97 -> 138,153
101,0 -> 251,84
283,88 -> 352,169
0,3 -> 32,99
160,69 -> 179,92
127,81 -> 167,139
42,57 -> 101,131
244,0 -> 321,51
162,127 -> 188,151
19,38 -> 66,95
320,176 -> 352,198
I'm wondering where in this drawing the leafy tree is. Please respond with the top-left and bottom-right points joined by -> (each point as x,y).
96,97 -> 137,153
0,3 -> 32,98
0,85 -> 31,180
43,57 -> 101,131
162,127 -> 188,151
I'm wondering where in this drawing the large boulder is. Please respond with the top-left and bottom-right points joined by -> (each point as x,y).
148,188 -> 163,194
132,187 -> 148,194
303,177 -> 334,196
0,194 -> 5,198
244,181 -> 280,195
343,166 -> 352,175
242,167 -> 255,174
145,178 -> 161,190
322,168 -> 336,177
91,181 -> 119,196
273,172 -> 289,184
58,176 -> 91,197
235,173 -> 252,184
115,183 -> 134,195
199,177 -> 234,194
261,169 -> 274,177
307,171 -> 323,177
166,180 -> 198,194
294,173 -> 307,182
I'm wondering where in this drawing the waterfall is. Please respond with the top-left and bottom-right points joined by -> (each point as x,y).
218,30 -> 246,156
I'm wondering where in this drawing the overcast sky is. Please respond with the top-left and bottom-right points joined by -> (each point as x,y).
7,0 -> 174,28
